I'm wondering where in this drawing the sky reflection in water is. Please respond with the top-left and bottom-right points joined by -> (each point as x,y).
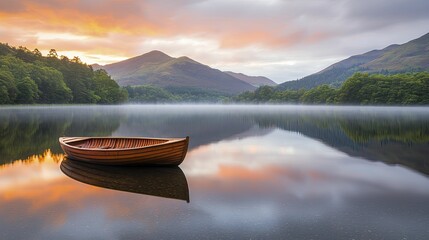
0,105 -> 428,239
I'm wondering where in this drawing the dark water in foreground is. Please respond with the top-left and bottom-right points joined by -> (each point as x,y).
0,105 -> 428,240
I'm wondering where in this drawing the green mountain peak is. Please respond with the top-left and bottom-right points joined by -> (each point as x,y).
278,32 -> 429,90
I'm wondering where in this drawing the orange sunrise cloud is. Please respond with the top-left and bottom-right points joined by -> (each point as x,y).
1,0 -> 428,81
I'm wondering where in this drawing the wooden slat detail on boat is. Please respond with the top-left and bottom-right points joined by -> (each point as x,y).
65,141 -> 185,157
76,138 -> 169,149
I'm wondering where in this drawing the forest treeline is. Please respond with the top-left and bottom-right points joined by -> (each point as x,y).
235,72 -> 429,105
125,85 -> 229,103
0,43 -> 127,104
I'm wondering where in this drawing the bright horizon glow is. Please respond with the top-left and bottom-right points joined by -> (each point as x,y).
38,50 -> 129,65
0,0 -> 428,83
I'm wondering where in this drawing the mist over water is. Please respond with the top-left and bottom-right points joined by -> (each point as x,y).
0,105 -> 428,239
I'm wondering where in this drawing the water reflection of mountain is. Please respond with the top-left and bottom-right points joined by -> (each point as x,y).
0,107 -> 121,165
112,108 -> 429,176
253,113 -> 429,176
1,106 -> 428,176
113,112 -> 255,149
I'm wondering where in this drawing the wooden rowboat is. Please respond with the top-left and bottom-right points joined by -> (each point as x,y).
60,158 -> 189,202
59,136 -> 189,166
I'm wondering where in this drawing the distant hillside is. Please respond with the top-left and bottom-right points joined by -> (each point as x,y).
96,51 -> 256,95
278,32 -> 429,90
224,71 -> 277,87
91,63 -> 103,69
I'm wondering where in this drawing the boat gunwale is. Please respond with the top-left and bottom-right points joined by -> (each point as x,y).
59,136 -> 188,152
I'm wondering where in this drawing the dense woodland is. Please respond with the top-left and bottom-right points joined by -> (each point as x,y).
235,72 -> 429,105
125,85 -> 180,103
126,85 -> 229,103
0,43 -> 127,104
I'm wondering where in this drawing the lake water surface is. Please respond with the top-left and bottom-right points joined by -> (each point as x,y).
0,105 -> 428,239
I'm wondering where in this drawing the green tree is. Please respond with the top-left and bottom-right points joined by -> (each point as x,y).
300,85 -> 337,104
47,49 -> 58,58
126,85 -> 178,103
0,60 -> 19,103
93,69 -> 127,103
336,73 -> 368,104
29,65 -> 72,103
15,77 -> 39,103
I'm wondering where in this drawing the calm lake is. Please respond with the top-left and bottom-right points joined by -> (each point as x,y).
0,105 -> 428,239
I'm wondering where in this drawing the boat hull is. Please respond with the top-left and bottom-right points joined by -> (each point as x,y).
59,136 -> 189,166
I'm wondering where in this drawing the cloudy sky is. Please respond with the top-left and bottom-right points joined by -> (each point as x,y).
0,0 -> 428,83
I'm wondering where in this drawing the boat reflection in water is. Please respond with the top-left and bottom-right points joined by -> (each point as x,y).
60,158 -> 190,202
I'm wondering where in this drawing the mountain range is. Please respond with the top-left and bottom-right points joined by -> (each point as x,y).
224,71 -> 277,87
94,32 -> 428,94
94,51 -> 276,95
278,32 -> 429,90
